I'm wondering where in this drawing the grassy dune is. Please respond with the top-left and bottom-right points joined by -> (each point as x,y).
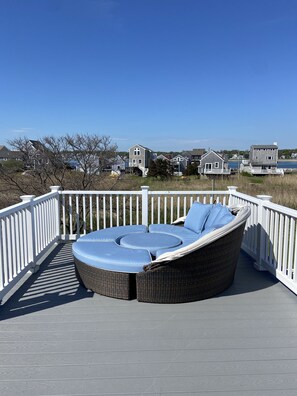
115,173 -> 297,210
1,173 -> 297,210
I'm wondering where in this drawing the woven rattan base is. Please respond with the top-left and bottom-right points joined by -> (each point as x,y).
136,224 -> 245,303
74,258 -> 136,300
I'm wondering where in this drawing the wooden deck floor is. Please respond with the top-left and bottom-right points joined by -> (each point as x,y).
0,243 -> 297,396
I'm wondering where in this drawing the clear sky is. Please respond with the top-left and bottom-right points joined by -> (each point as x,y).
0,0 -> 296,152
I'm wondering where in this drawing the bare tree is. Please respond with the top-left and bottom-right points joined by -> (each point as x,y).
63,134 -> 118,189
0,134 -> 118,207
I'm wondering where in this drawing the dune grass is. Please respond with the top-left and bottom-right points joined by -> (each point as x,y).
115,173 -> 297,210
1,172 -> 296,211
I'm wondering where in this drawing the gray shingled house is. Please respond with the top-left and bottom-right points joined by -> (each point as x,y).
240,143 -> 283,175
128,144 -> 154,176
198,149 -> 230,175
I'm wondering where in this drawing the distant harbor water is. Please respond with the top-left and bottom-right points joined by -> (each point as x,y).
228,161 -> 297,170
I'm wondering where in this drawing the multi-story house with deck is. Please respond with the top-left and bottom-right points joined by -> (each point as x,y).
240,143 -> 283,175
128,144 -> 154,176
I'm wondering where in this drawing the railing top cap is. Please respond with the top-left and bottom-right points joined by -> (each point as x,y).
256,194 -> 273,201
50,186 -> 61,192
20,195 -> 36,202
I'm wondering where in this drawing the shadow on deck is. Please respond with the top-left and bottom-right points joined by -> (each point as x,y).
0,243 -> 94,320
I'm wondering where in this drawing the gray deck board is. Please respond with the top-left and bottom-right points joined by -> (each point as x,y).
0,243 -> 297,396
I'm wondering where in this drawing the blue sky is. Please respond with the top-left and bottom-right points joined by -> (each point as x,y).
0,0 -> 296,152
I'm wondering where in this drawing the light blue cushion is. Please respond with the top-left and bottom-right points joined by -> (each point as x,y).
184,202 -> 212,234
212,213 -> 234,227
203,203 -> 224,229
120,232 -> 181,256
77,225 -> 148,243
200,227 -> 217,236
209,206 -> 234,228
72,241 -> 151,273
155,236 -> 204,258
155,227 -> 217,258
149,224 -> 198,243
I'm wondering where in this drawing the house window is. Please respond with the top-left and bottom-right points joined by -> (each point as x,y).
205,163 -> 212,171
134,147 -> 140,156
214,162 -> 219,168
139,159 -> 142,164
132,159 -> 136,164
267,156 -> 272,160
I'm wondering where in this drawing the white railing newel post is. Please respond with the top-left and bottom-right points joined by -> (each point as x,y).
255,194 -> 273,271
20,194 -> 37,271
50,186 -> 61,241
141,186 -> 149,226
227,186 -> 238,206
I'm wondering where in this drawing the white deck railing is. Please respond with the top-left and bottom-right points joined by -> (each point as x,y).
230,190 -> 297,294
0,185 -> 296,301
0,186 -> 60,301
60,187 -> 230,240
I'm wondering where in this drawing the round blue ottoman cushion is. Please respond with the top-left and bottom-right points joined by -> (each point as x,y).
120,233 -> 182,256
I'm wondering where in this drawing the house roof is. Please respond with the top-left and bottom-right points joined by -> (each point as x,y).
29,140 -> 45,151
201,150 -> 226,161
172,154 -> 187,161
129,144 -> 152,152
189,148 -> 205,156
251,145 -> 278,149
156,154 -> 170,161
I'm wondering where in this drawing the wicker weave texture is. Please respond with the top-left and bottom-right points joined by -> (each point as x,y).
74,258 -> 136,300
136,224 -> 246,303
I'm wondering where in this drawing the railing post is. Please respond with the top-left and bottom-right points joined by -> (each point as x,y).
141,186 -> 149,226
255,194 -> 273,271
227,186 -> 238,206
50,186 -> 61,241
20,194 -> 37,271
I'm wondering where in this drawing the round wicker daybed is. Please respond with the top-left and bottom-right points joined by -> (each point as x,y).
73,204 -> 251,303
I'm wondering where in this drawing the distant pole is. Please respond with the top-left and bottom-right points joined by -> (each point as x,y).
212,178 -> 215,191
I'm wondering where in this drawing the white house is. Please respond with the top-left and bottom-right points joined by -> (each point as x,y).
171,155 -> 188,176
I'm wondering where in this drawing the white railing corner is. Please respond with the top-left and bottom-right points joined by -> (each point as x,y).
20,194 -> 37,269
141,186 -> 149,226
255,194 -> 273,271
